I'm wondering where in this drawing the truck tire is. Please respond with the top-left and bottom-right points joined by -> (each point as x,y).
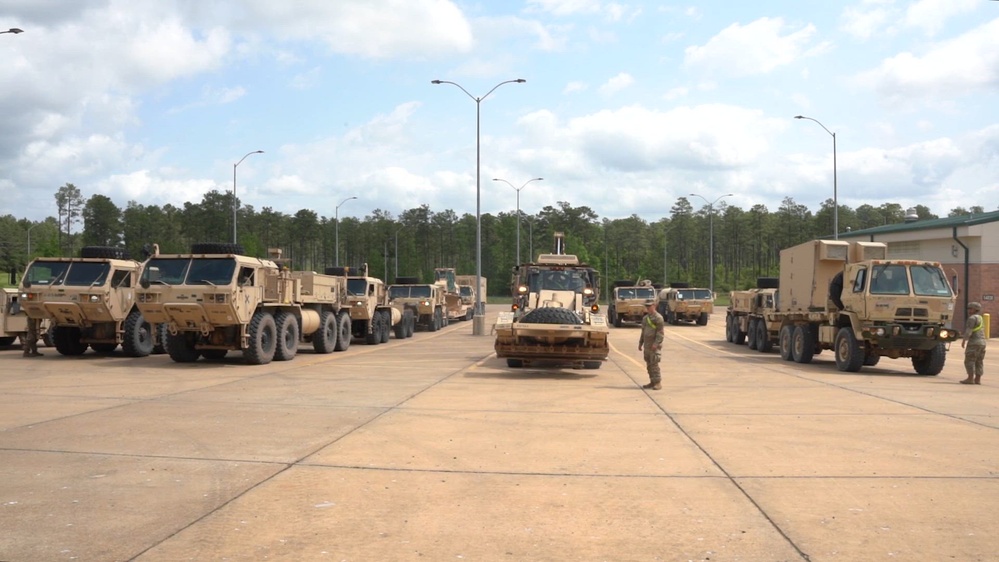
756,322 -> 773,353
427,310 -> 439,332
121,309 -> 154,357
80,246 -> 129,259
747,319 -> 759,350
313,310 -> 337,353
778,325 -> 794,361
91,343 -> 118,354
53,326 -> 88,355
394,276 -> 420,285
583,361 -> 602,369
0,337 -> 14,346
725,315 -> 734,343
791,324 -> 815,364
521,307 -> 582,325
507,358 -> 524,368
465,307 -> 473,321
734,321 -> 746,345
190,243 -> 244,255
167,332 -> 201,363
365,316 -> 381,344
863,353 -> 881,367
696,312 -> 708,326
834,327 -> 864,372
394,310 -> 407,339
756,277 -> 780,289
912,343 -> 946,376
334,311 -> 351,351
379,310 -> 390,343
670,282 -> 690,289
405,310 -> 415,338
273,311 -> 299,361
245,311 -> 277,365
152,323 -> 168,354
201,349 -> 228,360
324,267 -> 350,276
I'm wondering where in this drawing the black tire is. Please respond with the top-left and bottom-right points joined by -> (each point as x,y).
725,315 -> 734,343
91,342 -> 118,354
427,310 -> 439,332
521,307 -> 583,325
379,310 -> 390,343
834,327 -> 864,372
757,277 -> 780,289
53,326 -> 88,356
670,282 -> 690,289
613,280 -> 635,288
245,311 -> 277,365
757,321 -> 773,353
583,361 -> 602,369
334,311 -> 352,351
394,276 -> 420,285
747,319 -> 759,350
167,332 -> 201,363
696,312 -> 708,326
610,308 -> 621,327
190,243 -> 245,255
201,349 -> 228,360
912,343 -> 946,376
365,316 -> 380,344
324,267 -> 350,276
394,310 -> 407,339
122,309 -> 154,357
405,310 -> 415,338
779,325 -> 794,361
465,307 -> 473,321
507,358 -> 524,368
0,336 -> 14,346
152,323 -> 168,355
273,311 -> 299,361
42,325 -> 55,347
80,245 -> 129,259
313,310 -> 337,353
734,321 -> 746,345
863,353 -> 881,367
791,324 -> 815,364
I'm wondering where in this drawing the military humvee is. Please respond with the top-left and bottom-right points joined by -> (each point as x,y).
657,282 -> 714,326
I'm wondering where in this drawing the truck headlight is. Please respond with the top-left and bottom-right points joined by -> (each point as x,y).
583,287 -> 594,296
89,295 -> 100,303
873,327 -> 886,337
517,285 -> 528,294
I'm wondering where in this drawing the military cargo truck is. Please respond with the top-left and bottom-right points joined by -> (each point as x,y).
18,246 -> 161,357
758,240 -> 957,374
657,282 -> 714,325
434,267 -> 473,322
329,265 -> 414,343
137,244 -> 350,364
725,277 -> 780,350
607,280 -> 658,327
388,277 -> 447,332
494,232 -> 609,369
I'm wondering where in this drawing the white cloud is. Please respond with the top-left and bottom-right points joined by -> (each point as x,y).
684,17 -> 821,77
598,72 -> 634,96
841,1 -> 898,40
904,0 -> 978,36
563,81 -> 587,94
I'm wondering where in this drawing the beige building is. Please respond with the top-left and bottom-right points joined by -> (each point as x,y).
839,209 -> 999,333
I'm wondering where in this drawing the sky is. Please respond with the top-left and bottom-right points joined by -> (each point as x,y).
1,0 -> 998,225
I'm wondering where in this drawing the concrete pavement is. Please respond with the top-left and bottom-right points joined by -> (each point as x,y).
1,305 -> 996,561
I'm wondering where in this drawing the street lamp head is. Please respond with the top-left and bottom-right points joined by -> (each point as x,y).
431,80 -> 442,84
254,150 -> 264,154
515,79 -> 526,83
794,115 -> 805,119
4,28 -> 24,34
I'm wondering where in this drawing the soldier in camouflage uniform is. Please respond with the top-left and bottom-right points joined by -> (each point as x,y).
960,301 -> 987,385
638,299 -> 665,390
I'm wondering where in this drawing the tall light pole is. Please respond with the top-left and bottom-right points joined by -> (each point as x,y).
1,28 -> 24,35
432,77 -> 526,335
334,196 -> 357,266
233,150 -> 263,244
492,177 -> 542,264
689,193 -> 733,294
26,223 -> 41,260
393,226 -> 406,281
795,115 -> 838,239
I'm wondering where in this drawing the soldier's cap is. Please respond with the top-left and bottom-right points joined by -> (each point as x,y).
643,299 -> 657,306
967,301 -> 982,311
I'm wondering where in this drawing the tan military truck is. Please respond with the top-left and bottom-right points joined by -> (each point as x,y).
657,282 -> 714,325
494,232 -> 609,369
758,240 -> 958,374
387,277 -> 447,332
607,279 -> 658,327
434,267 -> 473,322
328,265 -> 415,343
455,274 -> 486,310
18,246 -> 162,357
725,277 -> 779,350
136,244 -> 351,364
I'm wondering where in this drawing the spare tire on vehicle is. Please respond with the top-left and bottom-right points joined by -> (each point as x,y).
669,281 -> 690,289
394,276 -> 420,285
325,267 -> 350,276
613,280 -> 635,288
757,277 -> 780,289
190,243 -> 245,255
521,307 -> 583,325
80,246 -> 130,259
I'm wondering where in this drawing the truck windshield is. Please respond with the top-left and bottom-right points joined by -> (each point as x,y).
910,264 -> 953,297
347,279 -> 368,296
459,287 -> 472,297
186,259 -> 236,285
870,264 -> 909,295
389,286 -> 432,298
64,262 -> 111,286
531,270 -> 590,292
24,261 -> 71,286
677,289 -> 712,300
143,258 -> 190,285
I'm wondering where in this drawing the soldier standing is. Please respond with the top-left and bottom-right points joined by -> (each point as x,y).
960,302 -> 986,385
22,316 -> 44,357
638,299 -> 665,390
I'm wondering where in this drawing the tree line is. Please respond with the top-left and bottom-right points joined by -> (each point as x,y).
0,183 -> 993,295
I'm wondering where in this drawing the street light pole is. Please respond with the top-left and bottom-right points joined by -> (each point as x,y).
233,150 -> 263,244
689,193 -> 734,294
432,78 -> 526,335
1,28 -> 24,35
334,196 -> 357,267
492,177 -> 542,264
27,223 -> 40,259
795,115 -> 838,239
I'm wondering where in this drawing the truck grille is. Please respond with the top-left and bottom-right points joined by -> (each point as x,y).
895,307 -> 928,320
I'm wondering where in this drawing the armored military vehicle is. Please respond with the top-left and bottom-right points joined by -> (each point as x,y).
607,279 -> 658,327
494,232 -> 609,369
329,265 -> 414,343
657,282 -> 714,325
387,277 -> 447,332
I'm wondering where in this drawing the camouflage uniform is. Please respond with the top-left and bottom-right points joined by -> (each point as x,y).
638,302 -> 665,388
22,317 -> 43,357
960,302 -> 986,385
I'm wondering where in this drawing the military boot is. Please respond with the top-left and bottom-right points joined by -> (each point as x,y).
960,376 -> 975,385
975,374 -> 982,385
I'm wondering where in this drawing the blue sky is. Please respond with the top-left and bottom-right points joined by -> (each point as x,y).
1,0 -> 997,224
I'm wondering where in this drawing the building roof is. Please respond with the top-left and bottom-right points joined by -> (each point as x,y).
840,209 -> 999,238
